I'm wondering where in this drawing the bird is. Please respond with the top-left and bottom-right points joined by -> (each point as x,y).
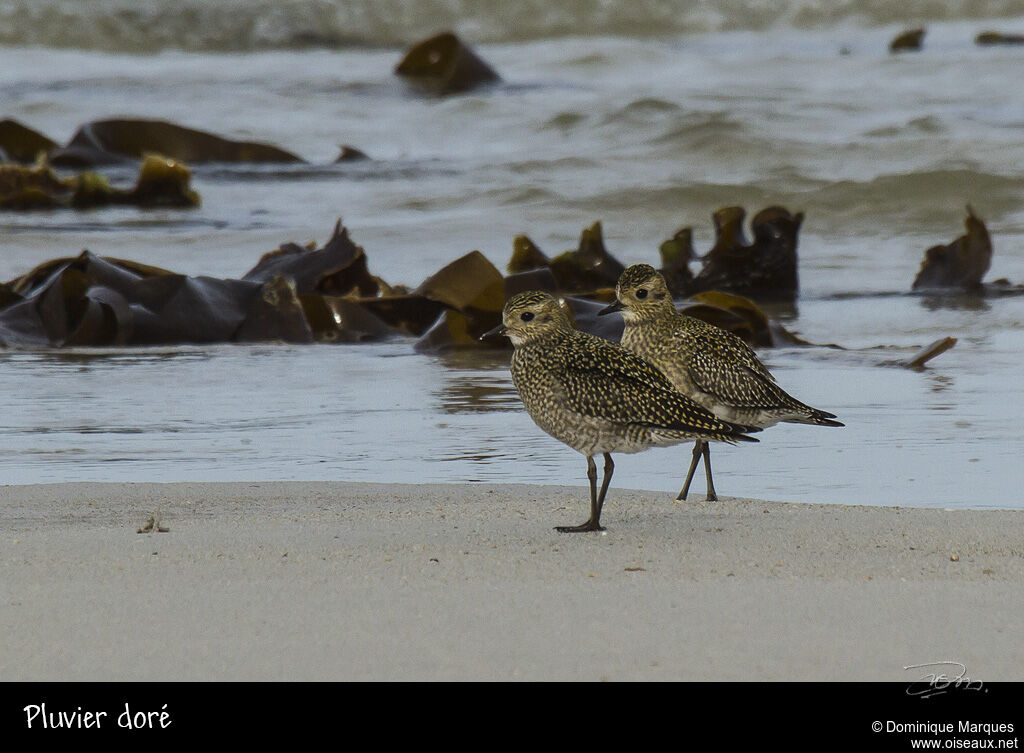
481,290 -> 760,532
600,264 -> 843,502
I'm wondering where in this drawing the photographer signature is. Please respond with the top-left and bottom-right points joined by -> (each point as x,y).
904,661 -> 986,698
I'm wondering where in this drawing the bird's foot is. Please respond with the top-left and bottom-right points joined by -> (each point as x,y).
555,520 -> 605,533
705,491 -> 718,502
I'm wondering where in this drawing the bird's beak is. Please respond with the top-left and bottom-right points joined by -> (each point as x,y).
479,323 -> 508,342
597,300 -> 625,316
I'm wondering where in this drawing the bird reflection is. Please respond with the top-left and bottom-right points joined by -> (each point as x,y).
428,349 -> 520,414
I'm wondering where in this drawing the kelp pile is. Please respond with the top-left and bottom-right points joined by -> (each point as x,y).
0,31 -> 500,177
395,32 -> 501,95
510,206 -> 804,303
0,221 -> 376,347
0,117 -> 360,169
0,154 -> 199,210
0,117 -> 365,211
890,29 -> 926,53
0,115 -> 374,210
911,206 -> 1023,295
889,26 -> 1024,53
0,216 -> 800,351
2,205 -> 987,361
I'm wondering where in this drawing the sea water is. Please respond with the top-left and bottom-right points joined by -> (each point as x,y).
2,2 -> 1023,508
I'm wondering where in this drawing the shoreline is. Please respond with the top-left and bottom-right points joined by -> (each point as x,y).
2,481 -> 1022,681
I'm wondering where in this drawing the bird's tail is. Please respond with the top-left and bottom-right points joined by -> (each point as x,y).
721,421 -> 761,443
788,407 -> 844,428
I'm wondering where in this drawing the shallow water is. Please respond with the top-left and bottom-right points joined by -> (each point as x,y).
2,15 -> 1024,508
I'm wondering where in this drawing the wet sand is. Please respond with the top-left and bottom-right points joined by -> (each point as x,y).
1,481 -> 1022,681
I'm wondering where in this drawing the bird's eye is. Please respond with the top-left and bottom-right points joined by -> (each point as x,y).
520,311 -> 535,322
635,289 -> 649,299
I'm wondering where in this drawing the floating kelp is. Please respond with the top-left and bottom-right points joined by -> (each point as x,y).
6,250 -> 172,298
912,206 -> 991,291
562,296 -> 624,343
0,119 -> 57,164
507,235 -> 550,274
414,309 -> 485,352
1,251 -> 165,346
413,251 -> 505,351
128,274 -> 260,344
415,250 -> 504,314
0,161 -> 69,209
0,222 -> 398,346
0,281 -> 20,311
50,119 -> 303,167
890,28 -> 925,53
496,215 -> 801,343
234,276 -> 314,344
0,216 -> 968,362
395,32 -> 501,95
299,294 -> 395,343
547,221 -> 626,293
691,206 -> 803,301
243,219 -> 378,297
124,154 -> 200,208
658,226 -> 695,297
357,294 -> 446,337
0,154 -> 199,210
707,206 -> 748,255
504,267 -> 559,298
975,31 -> 1024,46
335,145 -> 370,162
681,291 -> 774,348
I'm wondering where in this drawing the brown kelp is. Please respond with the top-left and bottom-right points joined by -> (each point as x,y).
691,206 -> 803,301
0,119 -> 57,164
0,222 -> 395,347
1,117 -> 367,169
50,119 -> 303,167
0,154 -> 199,210
546,221 -> 625,293
0,216 -> 962,366
890,29 -> 926,53
975,31 -> 1024,46
912,206 -> 991,291
658,226 -> 696,297
680,291 -> 775,348
395,32 -> 501,95
413,251 -> 505,351
243,219 -> 379,298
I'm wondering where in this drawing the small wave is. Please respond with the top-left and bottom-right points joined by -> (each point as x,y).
864,116 -> 947,138
596,97 -> 687,128
610,97 -> 684,117
576,168 -> 1024,229
2,0 -> 1024,52
648,110 -> 748,147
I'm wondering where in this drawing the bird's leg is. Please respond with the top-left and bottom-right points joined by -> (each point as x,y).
677,440 -> 704,501
702,442 -> 718,502
596,453 -> 614,518
556,455 -> 605,533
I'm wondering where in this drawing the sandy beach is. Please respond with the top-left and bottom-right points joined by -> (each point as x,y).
1,481 -> 1021,681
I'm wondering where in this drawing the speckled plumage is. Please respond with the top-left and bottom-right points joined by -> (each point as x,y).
493,290 -> 758,532
608,264 -> 843,501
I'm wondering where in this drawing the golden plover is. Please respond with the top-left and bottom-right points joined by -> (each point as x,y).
483,290 -> 759,532
601,264 -> 843,502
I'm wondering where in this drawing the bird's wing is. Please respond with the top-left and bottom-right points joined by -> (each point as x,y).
673,318 -> 775,381
686,338 -> 799,410
557,335 -> 754,439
